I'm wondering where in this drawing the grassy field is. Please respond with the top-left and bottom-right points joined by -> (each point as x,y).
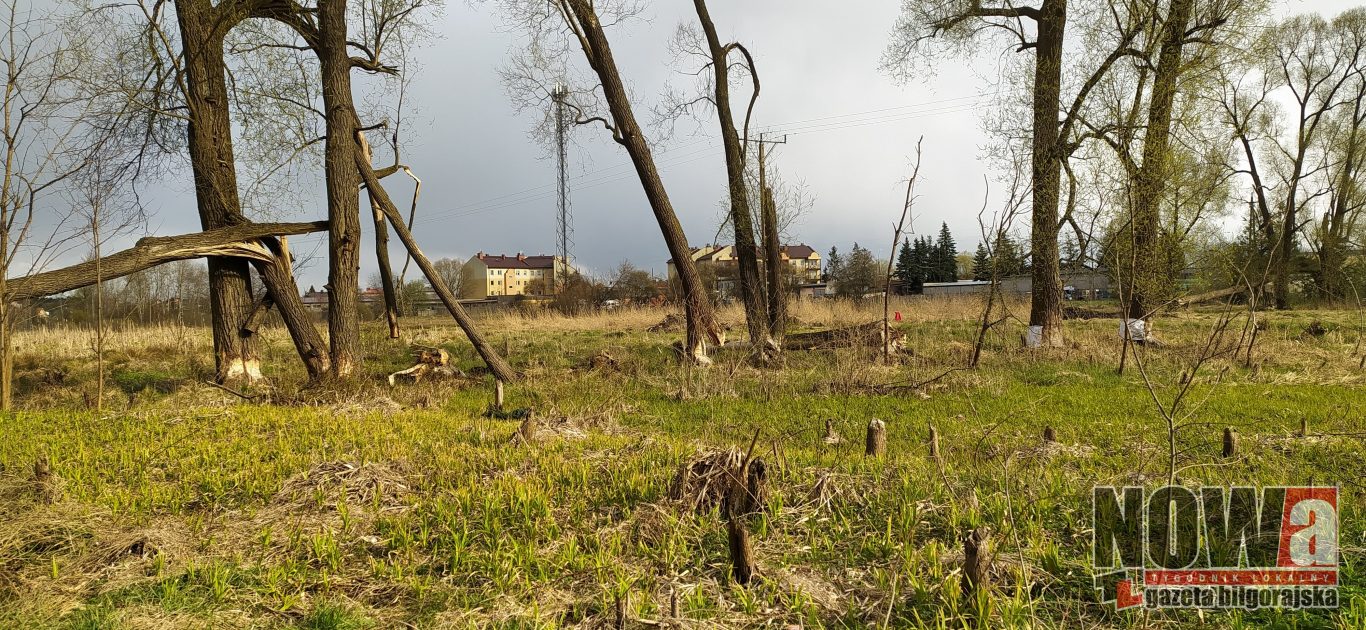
0,297 -> 1362,628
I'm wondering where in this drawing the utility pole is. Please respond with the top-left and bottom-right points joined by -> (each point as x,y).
552,83 -> 572,294
752,133 -> 788,337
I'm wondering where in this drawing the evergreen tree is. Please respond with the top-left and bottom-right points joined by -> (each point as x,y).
825,246 -> 842,284
893,239 -> 915,292
1061,233 -> 1081,270
934,222 -> 958,282
972,243 -> 991,281
911,236 -> 932,290
993,233 -> 1026,277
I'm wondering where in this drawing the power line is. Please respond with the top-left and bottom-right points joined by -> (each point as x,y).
419,92 -> 993,226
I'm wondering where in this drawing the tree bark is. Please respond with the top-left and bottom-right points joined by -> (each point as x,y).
1318,88 -> 1364,299
248,237 -> 331,380
359,133 -> 401,338
177,0 -> 261,382
176,0 -> 332,383
761,182 -> 785,339
1128,0 -> 1193,321
693,0 -> 771,356
318,0 -> 364,377
564,0 -> 722,361
1028,0 -> 1067,347
355,151 -> 518,382
4,222 -> 328,299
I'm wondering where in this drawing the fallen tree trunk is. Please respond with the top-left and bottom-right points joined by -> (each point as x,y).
247,236 -> 331,381
354,151 -> 517,383
783,321 -> 905,353
5,221 -> 329,300
1176,283 -> 1269,308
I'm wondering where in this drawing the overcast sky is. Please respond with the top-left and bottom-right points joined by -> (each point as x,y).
33,0 -> 1366,288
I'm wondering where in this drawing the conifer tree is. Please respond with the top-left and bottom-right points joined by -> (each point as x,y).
894,239 -> 915,292
935,222 -> 958,281
972,243 -> 991,281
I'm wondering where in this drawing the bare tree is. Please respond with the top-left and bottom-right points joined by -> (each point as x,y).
1313,9 -> 1366,299
674,1 -> 774,359
0,0 -> 100,409
885,0 -> 1146,347
1264,13 -> 1361,308
884,140 -> 922,365
501,0 -> 723,363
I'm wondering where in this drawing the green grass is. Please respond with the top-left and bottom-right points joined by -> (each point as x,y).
0,304 -> 1363,628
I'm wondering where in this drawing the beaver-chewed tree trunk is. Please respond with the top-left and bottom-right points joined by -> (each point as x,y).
962,526 -> 991,596
865,418 -> 886,458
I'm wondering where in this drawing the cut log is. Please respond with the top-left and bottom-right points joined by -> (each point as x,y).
387,347 -> 458,386
5,221 -> 328,300
783,321 -> 905,353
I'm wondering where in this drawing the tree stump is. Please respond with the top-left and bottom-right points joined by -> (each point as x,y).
495,379 -> 505,410
1222,427 -> 1237,458
822,418 -> 842,445
961,526 -> 991,596
516,411 -> 538,445
1043,425 -> 1056,443
726,516 -> 756,585
33,457 -> 55,504
865,418 -> 886,458
928,424 -> 940,460
1299,417 -> 1309,438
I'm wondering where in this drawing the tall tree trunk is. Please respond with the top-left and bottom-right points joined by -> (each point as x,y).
1319,93 -> 1363,299
1128,0 -> 1193,321
565,0 -> 721,361
1028,0 -> 1067,347
359,133 -> 401,338
318,0 -> 364,377
692,0 -> 771,356
0,302 -> 10,411
176,0 -> 331,382
761,176 -> 784,339
177,0 -> 259,382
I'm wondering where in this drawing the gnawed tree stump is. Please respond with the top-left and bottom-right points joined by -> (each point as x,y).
669,448 -> 768,515
387,347 -> 462,386
783,321 -> 905,353
727,514 -> 756,585
33,456 -> 56,504
514,412 -> 539,445
822,419 -> 842,445
1043,425 -> 1057,443
961,526 -> 992,596
928,424 -> 941,460
865,418 -> 886,457
1222,427 -> 1237,458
